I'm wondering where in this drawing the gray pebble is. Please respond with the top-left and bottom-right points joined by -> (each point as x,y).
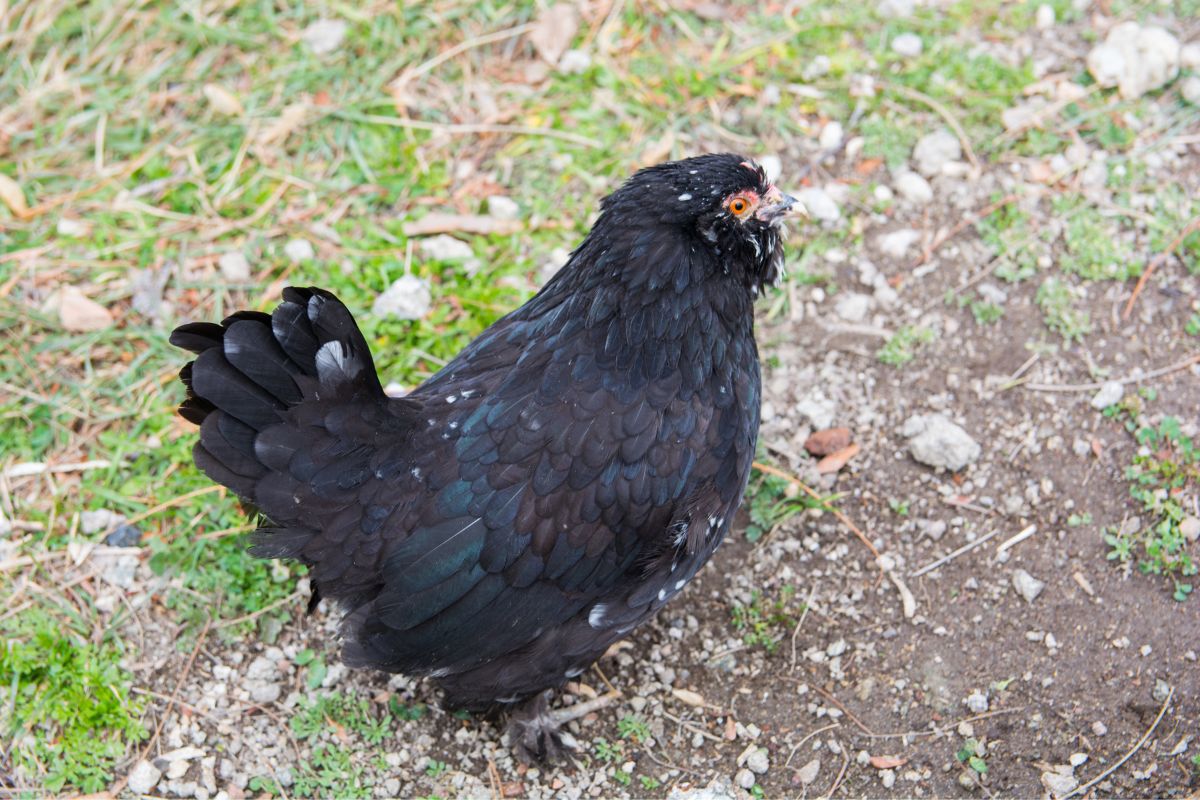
1012,569 -> 1045,603
128,761 -> 163,794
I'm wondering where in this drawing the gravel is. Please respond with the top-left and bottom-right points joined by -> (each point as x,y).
893,170 -> 933,205
891,33 -> 922,57
796,758 -> 821,785
302,19 -> 348,55
912,129 -> 962,177
218,252 -> 252,282
834,292 -> 872,323
745,747 -> 769,775
877,229 -> 920,258
128,760 -> 163,794
964,689 -> 989,713
795,186 -> 841,222
1012,569 -> 1046,604
901,413 -> 981,471
734,768 -> 756,789
283,238 -> 316,263
486,196 -> 520,220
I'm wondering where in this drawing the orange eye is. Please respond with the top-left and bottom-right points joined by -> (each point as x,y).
730,197 -> 749,215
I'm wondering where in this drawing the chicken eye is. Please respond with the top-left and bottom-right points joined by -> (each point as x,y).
730,197 -> 749,215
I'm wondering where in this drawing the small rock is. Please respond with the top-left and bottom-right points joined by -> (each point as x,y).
283,238 -> 315,263
486,196 -> 520,220
881,769 -> 896,789
796,758 -> 820,785
667,777 -> 739,800
372,275 -> 432,321
1153,679 -> 1171,702
912,129 -> 961,177
81,509 -> 124,535
801,56 -> 831,81
901,413 -> 981,471
1090,380 -> 1123,410
56,217 -> 90,237
818,121 -> 843,150
1183,42 -> 1200,69
1182,76 -> 1200,105
805,428 -> 851,456
893,170 -> 933,205
128,760 -> 163,794
104,523 -> 143,548
1092,721 -> 1108,736
1180,517 -> 1200,543
1012,569 -> 1046,604
1086,22 -> 1181,99
1070,753 -> 1088,768
878,0 -> 914,17
557,49 -> 591,74
877,228 -> 920,258
891,33 -> 922,57
1041,767 -> 1078,797
734,768 -> 756,789
250,682 -> 281,704
218,252 -> 252,282
977,282 -> 1008,305
418,235 -> 474,262
759,155 -> 782,183
746,748 -> 769,775
302,19 -> 348,55
796,187 -> 840,222
964,689 -> 988,714
834,292 -> 871,323
1035,4 -> 1055,29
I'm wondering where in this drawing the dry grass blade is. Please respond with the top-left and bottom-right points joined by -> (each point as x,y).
1122,214 -> 1200,320
752,461 -> 881,562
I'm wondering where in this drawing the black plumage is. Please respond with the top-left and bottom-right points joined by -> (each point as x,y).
170,153 -> 800,758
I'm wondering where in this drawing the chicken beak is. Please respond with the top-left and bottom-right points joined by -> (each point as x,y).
756,190 -> 805,224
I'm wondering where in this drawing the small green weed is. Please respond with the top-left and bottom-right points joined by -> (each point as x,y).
956,738 -> 988,774
744,472 -> 827,542
613,769 -> 633,786
1036,277 -> 1092,341
425,760 -> 449,778
594,737 -> 621,762
889,498 -> 911,516
388,696 -> 427,721
1102,410 -> 1198,601
731,586 -> 800,653
617,714 -> 651,743
877,325 -> 935,366
1053,195 -> 1137,281
640,775 -> 662,790
248,775 -> 281,796
1185,313 -> 1200,337
293,744 -> 370,799
294,648 -> 328,689
291,693 -> 394,744
0,608 -> 147,794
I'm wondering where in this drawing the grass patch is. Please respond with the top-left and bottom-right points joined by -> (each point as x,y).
1103,407 -> 1198,601
1036,277 -> 1091,342
0,607 -> 146,794
877,325 -> 936,366
730,586 -> 801,653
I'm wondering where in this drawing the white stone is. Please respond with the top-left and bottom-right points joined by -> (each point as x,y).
746,748 -> 769,774
81,509 -> 124,534
1086,22 -> 1181,99
834,292 -> 872,323
965,689 -> 989,713
283,238 -> 315,263
1090,380 -> 1123,410
557,49 -> 591,74
1035,4 -> 1055,29
891,33 -> 922,57
797,759 -> 820,785
56,217 -> 89,237
818,121 -> 843,150
796,187 -> 840,222
486,196 -> 520,220
218,252 -> 251,282
1182,76 -> 1200,105
302,19 -> 347,55
1012,569 -> 1046,604
901,413 -> 981,471
913,129 -> 962,177
1182,43 -> 1200,70
734,768 -> 756,789
418,234 -> 474,262
893,170 -> 933,205
128,761 -> 163,794
372,275 -> 432,321
877,229 -> 920,258
878,0 -> 914,17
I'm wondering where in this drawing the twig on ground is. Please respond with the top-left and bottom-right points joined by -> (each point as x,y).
752,462 -> 881,563
549,690 -> 621,724
1123,214 -> 1200,320
1063,687 -> 1173,799
95,485 -> 224,542
785,722 -> 842,768
885,82 -> 980,171
486,755 -> 502,800
213,590 -> 302,629
1023,353 -> 1200,393
995,524 -> 1037,555
909,528 -> 1004,578
2,460 -> 112,479
825,738 -> 851,798
790,584 -> 818,673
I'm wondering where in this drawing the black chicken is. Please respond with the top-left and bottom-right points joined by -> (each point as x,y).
170,153 -> 801,759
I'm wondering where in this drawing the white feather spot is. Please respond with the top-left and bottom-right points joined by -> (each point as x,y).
674,579 -> 686,591
460,389 -> 475,399
315,340 -> 356,380
657,588 -> 668,601
445,394 -> 457,404
588,603 -> 608,628
689,169 -> 698,174
678,193 -> 692,201
565,666 -> 585,678
410,467 -> 422,480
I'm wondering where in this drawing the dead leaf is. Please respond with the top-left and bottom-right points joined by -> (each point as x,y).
672,688 -> 706,707
257,102 -> 310,148
203,84 -> 244,116
529,3 -> 579,65
869,755 -> 908,769
402,213 -> 522,237
0,173 -> 30,218
805,427 -> 852,456
501,782 -> 525,798
1090,438 -> 1104,459
59,286 -> 114,332
816,443 -> 859,474
724,717 -> 737,740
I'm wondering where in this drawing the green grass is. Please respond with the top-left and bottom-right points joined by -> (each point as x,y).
877,325 -> 936,366
730,586 -> 800,654
1103,408 -> 1199,601
1036,277 -> 1092,342
0,607 -> 146,793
